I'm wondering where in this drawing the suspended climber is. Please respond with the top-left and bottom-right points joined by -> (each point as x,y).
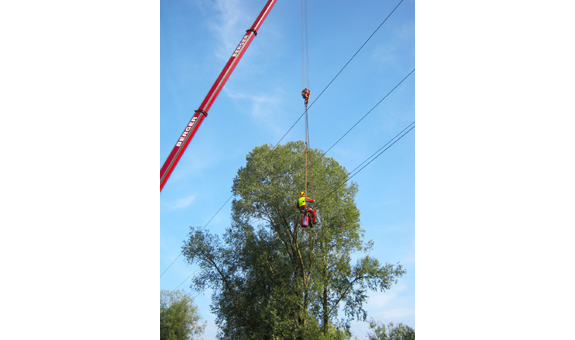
297,191 -> 317,226
298,1 -> 316,234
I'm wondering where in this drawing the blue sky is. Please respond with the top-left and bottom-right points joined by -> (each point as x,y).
161,0 -> 414,338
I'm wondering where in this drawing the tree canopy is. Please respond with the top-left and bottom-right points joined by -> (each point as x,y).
160,289 -> 206,340
367,321 -> 415,340
182,141 -> 405,339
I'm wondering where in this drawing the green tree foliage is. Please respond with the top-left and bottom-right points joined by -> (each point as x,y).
160,289 -> 206,340
367,320 -> 415,340
182,141 -> 405,339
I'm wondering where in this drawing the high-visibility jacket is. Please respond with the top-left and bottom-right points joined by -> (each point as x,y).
298,196 -> 315,208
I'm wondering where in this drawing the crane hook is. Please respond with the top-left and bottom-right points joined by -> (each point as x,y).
301,88 -> 310,106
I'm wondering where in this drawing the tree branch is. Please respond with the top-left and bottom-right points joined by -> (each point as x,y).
206,257 -> 252,331
264,208 -> 294,259
327,275 -> 371,317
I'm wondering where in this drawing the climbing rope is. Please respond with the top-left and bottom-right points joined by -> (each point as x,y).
302,88 -> 310,197
300,0 -> 316,244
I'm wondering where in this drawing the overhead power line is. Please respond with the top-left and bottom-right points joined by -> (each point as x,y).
160,194 -> 234,278
318,122 -> 415,202
347,122 -> 415,179
273,0 -> 405,148
311,69 -> 414,169
172,268 -> 200,292
160,254 -> 181,277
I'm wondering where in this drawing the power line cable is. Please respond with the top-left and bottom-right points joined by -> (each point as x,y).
347,122 -> 414,177
160,193 -> 234,277
273,0 -> 404,148
310,69 -> 414,170
318,122 -> 415,202
160,254 -> 182,277
200,194 -> 234,231
171,268 -> 200,292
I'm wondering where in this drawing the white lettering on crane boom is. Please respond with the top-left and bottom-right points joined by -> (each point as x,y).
176,116 -> 198,147
231,35 -> 250,57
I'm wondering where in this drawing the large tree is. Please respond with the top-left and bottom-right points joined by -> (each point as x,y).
160,289 -> 206,340
182,141 -> 405,339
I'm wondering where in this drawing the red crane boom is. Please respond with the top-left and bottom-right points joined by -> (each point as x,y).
160,0 -> 277,191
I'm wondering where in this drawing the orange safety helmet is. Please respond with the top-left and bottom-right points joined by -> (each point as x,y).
300,191 -> 305,197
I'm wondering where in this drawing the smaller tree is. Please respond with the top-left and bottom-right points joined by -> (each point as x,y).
367,320 -> 415,340
160,289 -> 206,340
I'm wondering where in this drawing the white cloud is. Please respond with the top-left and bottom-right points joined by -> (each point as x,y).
378,307 -> 414,319
167,194 -> 196,209
365,284 -> 415,326
208,0 -> 251,61
166,141 -> 226,184
371,22 -> 414,69
367,284 -> 406,309
223,86 -> 287,137
372,42 -> 399,66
